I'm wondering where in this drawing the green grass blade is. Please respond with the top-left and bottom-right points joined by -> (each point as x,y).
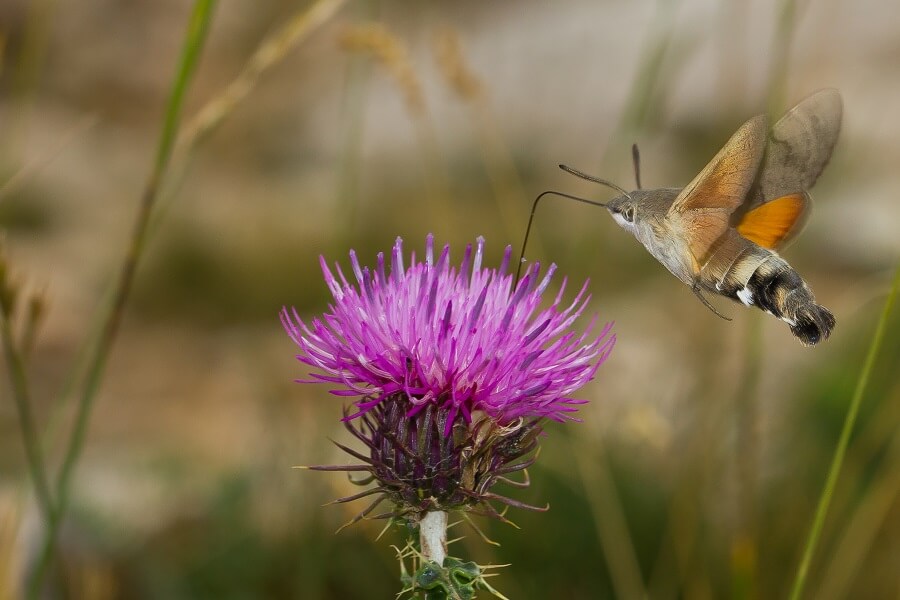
766,0 -> 799,115
0,310 -> 54,521
789,263 -> 900,600
732,315 -> 763,599
151,1 -> 217,177
27,2 -> 217,597
572,434 -> 647,600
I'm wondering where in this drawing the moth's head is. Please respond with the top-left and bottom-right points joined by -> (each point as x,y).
605,194 -> 639,233
555,164 -> 640,233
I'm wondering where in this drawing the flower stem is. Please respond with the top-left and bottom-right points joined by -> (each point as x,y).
789,262 -> 900,600
420,510 -> 448,566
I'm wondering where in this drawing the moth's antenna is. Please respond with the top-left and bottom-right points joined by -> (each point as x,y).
631,143 -> 642,190
558,164 -> 632,200
515,190 -> 607,286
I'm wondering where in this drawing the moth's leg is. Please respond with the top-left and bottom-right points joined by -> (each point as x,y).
691,282 -> 732,321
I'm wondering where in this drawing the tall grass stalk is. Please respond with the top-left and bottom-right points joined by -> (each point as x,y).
573,434 -> 646,600
31,0 -> 345,534
152,0 -> 347,241
816,380 -> 900,600
340,24 -> 453,221
766,0 -> 800,116
0,310 -> 54,521
611,0 -> 680,153
646,329 -> 729,598
4,0 -> 57,168
731,316 -> 762,599
433,29 -> 531,248
564,0 -> 683,274
27,2 -> 217,596
334,0 -> 378,250
789,263 -> 900,600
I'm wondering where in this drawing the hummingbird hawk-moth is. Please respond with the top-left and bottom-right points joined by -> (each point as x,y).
522,89 -> 842,345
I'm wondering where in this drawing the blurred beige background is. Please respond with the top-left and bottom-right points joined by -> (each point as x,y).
1,0 -> 899,598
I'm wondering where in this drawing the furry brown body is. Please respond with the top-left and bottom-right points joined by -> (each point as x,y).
610,187 -> 834,346
590,89 -> 842,345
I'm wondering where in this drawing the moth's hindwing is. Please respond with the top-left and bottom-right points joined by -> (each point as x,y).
743,88 -> 842,212
736,192 -> 809,250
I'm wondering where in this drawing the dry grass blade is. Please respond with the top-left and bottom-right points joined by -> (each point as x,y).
432,28 -> 531,246
339,22 -> 453,218
573,433 -> 647,600
0,115 -> 98,204
433,29 -> 482,102
179,0 -> 347,147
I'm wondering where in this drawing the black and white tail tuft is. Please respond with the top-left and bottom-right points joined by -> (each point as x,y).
745,259 -> 835,346
788,301 -> 836,346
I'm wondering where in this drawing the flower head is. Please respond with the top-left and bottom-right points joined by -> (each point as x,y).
283,234 -> 614,430
283,234 -> 614,525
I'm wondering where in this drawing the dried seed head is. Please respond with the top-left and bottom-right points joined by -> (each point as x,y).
434,29 -> 483,102
339,24 -> 424,114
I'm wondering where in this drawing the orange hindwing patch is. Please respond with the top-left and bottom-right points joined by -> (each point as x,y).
736,192 -> 809,249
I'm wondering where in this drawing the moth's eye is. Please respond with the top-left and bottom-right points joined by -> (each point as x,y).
622,207 -> 635,223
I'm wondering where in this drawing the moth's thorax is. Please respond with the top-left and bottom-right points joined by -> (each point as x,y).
633,216 -> 695,285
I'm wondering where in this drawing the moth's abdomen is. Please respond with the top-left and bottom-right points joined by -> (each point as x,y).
744,259 -> 835,346
700,231 -> 835,345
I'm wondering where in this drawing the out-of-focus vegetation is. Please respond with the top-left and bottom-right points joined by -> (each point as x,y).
1,0 -> 899,598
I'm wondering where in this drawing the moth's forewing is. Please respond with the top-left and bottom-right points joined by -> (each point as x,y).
744,88 -> 843,211
668,115 -> 768,271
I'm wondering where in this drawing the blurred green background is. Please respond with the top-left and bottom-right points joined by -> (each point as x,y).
1,0 -> 899,598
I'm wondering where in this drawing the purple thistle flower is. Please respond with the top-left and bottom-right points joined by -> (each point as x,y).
282,235 -> 614,525
282,234 -> 614,431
